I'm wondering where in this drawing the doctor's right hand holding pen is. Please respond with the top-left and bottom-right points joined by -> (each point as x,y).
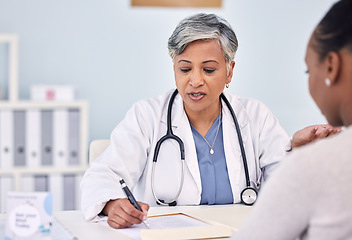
102,198 -> 149,229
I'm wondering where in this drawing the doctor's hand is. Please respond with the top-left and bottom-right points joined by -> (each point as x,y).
291,124 -> 342,149
102,198 -> 149,229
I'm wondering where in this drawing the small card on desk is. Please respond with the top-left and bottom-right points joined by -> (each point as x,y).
5,192 -> 53,240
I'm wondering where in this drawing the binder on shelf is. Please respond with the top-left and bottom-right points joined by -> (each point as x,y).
0,110 -> 14,213
34,175 -> 48,192
41,110 -> 53,166
68,109 -> 80,165
63,174 -> 76,210
21,175 -> 35,192
75,174 -> 83,211
53,109 -> 69,167
0,101 -> 88,213
49,174 -> 63,211
0,110 -> 2,167
0,109 -> 14,169
13,110 -> 26,166
0,177 -> 13,213
25,109 -> 41,168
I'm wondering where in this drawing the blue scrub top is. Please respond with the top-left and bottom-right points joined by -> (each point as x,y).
190,113 -> 234,205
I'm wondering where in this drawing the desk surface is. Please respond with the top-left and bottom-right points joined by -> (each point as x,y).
54,204 -> 252,240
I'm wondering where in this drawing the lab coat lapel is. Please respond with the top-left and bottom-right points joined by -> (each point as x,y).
174,112 -> 202,194
222,93 -> 249,203
160,93 -> 202,195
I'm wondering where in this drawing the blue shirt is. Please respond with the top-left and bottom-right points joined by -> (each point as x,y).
190,113 -> 233,205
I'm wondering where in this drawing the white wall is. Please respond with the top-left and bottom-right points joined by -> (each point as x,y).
0,0 -> 336,143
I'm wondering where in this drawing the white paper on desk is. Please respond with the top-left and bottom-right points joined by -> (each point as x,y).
101,212 -> 232,240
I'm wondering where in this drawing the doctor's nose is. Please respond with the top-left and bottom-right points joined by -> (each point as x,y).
189,71 -> 205,87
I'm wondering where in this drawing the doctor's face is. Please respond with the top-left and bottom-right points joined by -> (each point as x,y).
173,40 -> 235,116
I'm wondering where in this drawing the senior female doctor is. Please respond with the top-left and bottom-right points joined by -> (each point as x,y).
80,13 -> 338,229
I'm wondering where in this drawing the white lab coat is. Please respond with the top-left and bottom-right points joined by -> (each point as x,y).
80,90 -> 290,221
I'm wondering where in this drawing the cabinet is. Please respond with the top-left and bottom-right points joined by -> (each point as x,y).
0,34 -> 89,212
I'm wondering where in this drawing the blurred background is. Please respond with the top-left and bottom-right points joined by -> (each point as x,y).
0,0 -> 336,143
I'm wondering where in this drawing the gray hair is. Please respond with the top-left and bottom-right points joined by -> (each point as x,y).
168,13 -> 238,70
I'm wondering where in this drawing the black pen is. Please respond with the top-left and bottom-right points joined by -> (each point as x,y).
119,178 -> 150,228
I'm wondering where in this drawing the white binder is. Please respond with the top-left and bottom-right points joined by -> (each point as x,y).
75,174 -> 83,211
0,110 -> 14,213
26,109 -> 41,168
0,110 -> 2,167
21,175 -> 35,192
0,177 -> 13,213
53,109 -> 69,167
49,174 -> 64,211
0,109 -> 14,169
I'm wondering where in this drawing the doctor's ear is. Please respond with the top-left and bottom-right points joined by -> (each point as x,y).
326,51 -> 341,86
227,61 -> 235,79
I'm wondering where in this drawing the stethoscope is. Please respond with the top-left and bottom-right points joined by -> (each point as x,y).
151,89 -> 259,206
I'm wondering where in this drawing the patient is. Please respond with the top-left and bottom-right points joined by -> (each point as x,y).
234,0 -> 352,239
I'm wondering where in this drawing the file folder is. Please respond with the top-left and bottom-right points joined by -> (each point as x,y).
63,174 -> 76,210
26,109 -> 41,168
0,177 -> 13,213
68,109 -> 79,165
75,174 -> 83,211
53,109 -> 68,167
50,174 -> 63,211
34,175 -> 48,192
41,110 -> 53,166
21,175 -> 35,192
0,110 -> 14,213
13,110 -> 26,166
0,109 -> 14,169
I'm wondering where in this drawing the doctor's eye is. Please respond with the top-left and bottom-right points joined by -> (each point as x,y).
305,70 -> 309,74
203,68 -> 215,74
180,68 -> 191,73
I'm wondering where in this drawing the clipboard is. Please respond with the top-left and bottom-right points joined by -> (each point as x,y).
139,212 -> 234,240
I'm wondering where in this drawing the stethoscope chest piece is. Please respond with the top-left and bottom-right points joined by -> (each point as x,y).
240,187 -> 257,205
